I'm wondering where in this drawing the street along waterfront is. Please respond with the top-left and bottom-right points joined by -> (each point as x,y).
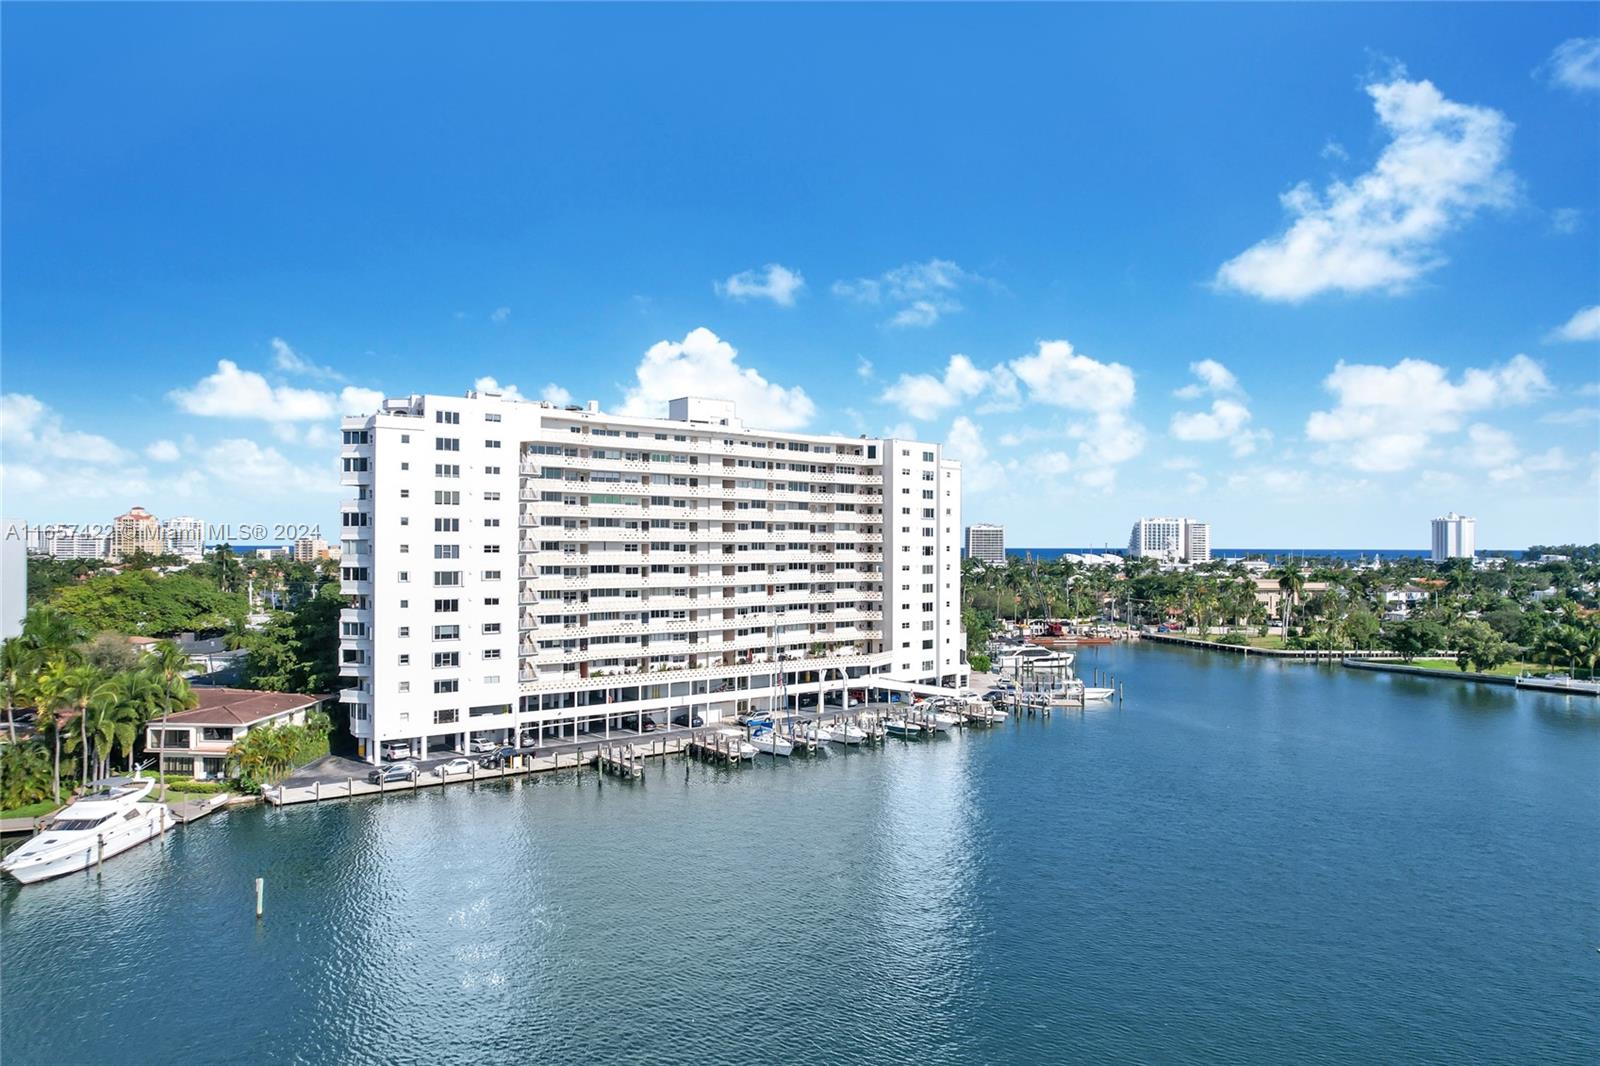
1,642 -> 1594,1065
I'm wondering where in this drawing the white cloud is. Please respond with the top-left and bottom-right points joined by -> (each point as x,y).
1305,353 -> 1549,471
944,416 -> 1005,493
618,327 -> 816,430
1550,207 -> 1583,235
1216,73 -> 1514,301
1547,305 -> 1600,343
1010,340 -> 1136,413
1227,467 -> 1310,494
832,259 -> 988,328
1467,422 -> 1573,482
202,438 -> 342,496
473,377 -> 573,407
490,307 -> 511,324
1542,37 -> 1600,91
170,360 -> 339,422
1007,340 -> 1145,489
1541,407 -> 1599,426
541,384 -> 572,406
338,387 -> 382,415
1168,360 -> 1268,456
880,354 -> 994,420
271,337 -> 343,381
0,393 -> 129,464
714,264 -> 805,307
145,439 -> 181,463
855,357 -> 875,380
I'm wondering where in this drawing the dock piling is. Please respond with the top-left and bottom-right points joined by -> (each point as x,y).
255,877 -> 264,920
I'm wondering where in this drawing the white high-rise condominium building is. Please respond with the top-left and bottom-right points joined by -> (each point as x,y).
1128,517 -> 1211,563
163,516 -> 205,562
339,391 -> 966,762
24,525 -> 111,560
1430,512 -> 1475,562
964,523 -> 1005,564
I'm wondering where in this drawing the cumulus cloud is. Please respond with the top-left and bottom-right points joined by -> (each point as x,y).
0,393 -> 129,464
832,259 -> 989,328
944,416 -> 1006,493
1216,72 -> 1514,301
1304,353 -> 1549,471
542,384 -> 573,406
1547,305 -> 1600,343
1169,360 -> 1268,456
714,264 -> 805,307
145,439 -> 181,462
1549,207 -> 1583,235
1467,422 -> 1572,482
880,354 -> 995,420
170,360 -> 380,422
490,307 -> 511,324
474,376 -> 574,407
1008,339 -> 1145,488
203,438 -> 343,496
271,337 -> 343,381
1541,37 -> 1600,92
856,357 -> 875,380
618,327 -> 816,430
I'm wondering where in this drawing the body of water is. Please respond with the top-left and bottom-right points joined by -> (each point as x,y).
3,643 -> 1595,1064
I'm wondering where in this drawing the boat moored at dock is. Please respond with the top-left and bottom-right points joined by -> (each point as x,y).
1,776 -> 170,885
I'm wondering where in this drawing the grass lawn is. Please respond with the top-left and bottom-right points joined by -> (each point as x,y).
0,800 -> 60,820
1406,658 -> 1590,678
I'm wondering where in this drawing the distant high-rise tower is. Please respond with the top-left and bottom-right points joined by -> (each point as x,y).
112,506 -> 162,560
1128,517 -> 1211,563
163,516 -> 205,562
1430,513 -> 1476,562
964,523 -> 1005,564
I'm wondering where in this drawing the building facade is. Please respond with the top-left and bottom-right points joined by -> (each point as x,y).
23,525 -> 111,560
112,506 -> 162,560
964,523 -> 1005,564
1128,517 -> 1211,563
338,391 -> 965,761
163,516 -> 205,562
1430,512 -> 1476,562
293,536 -> 330,563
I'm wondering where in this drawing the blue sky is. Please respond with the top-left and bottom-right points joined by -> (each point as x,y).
2,4 -> 1596,549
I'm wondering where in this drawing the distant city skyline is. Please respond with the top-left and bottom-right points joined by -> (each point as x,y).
1,6 -> 1596,548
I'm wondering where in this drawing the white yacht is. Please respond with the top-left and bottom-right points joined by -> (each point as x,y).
819,721 -> 867,745
2,776 -> 170,885
748,727 -> 794,757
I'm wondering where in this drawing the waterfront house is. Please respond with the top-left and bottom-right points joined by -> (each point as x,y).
1251,577 -> 1331,616
145,687 -> 326,780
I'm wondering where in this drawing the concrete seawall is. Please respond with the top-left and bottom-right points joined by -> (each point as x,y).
1340,659 -> 1517,688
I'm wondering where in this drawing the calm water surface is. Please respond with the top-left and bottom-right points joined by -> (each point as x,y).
3,644 -> 1596,1065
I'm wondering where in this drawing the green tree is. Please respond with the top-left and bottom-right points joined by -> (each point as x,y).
1275,563 -> 1305,636
0,742 -> 54,810
1449,619 -> 1514,674
47,570 -> 248,637
1384,618 -> 1447,661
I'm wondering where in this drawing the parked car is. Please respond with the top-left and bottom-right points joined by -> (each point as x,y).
670,711 -> 704,727
381,742 -> 412,761
477,746 -> 518,769
469,738 -> 498,754
435,757 -> 474,777
367,762 -> 417,784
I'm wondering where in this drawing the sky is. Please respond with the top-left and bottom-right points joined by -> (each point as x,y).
1,4 -> 1597,550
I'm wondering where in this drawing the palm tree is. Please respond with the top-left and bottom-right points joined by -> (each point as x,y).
48,664 -> 116,791
0,638 -> 39,742
144,641 -> 197,775
1275,563 -> 1305,638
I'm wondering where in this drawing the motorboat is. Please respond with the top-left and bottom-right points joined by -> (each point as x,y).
883,717 -> 925,738
1081,686 -> 1115,701
748,726 -> 794,757
819,721 -> 867,745
714,728 -> 758,760
2,776 -> 170,885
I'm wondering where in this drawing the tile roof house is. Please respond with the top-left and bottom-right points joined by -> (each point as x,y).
145,687 -> 326,780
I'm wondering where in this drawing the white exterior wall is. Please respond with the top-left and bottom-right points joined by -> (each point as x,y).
339,393 -> 964,761
1430,513 -> 1476,562
964,523 -> 1005,564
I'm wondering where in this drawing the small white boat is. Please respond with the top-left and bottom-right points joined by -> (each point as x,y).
1081,686 -> 1115,701
884,717 -> 924,738
748,729 -> 794,757
2,776 -> 170,885
819,721 -> 867,745
714,728 -> 758,760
